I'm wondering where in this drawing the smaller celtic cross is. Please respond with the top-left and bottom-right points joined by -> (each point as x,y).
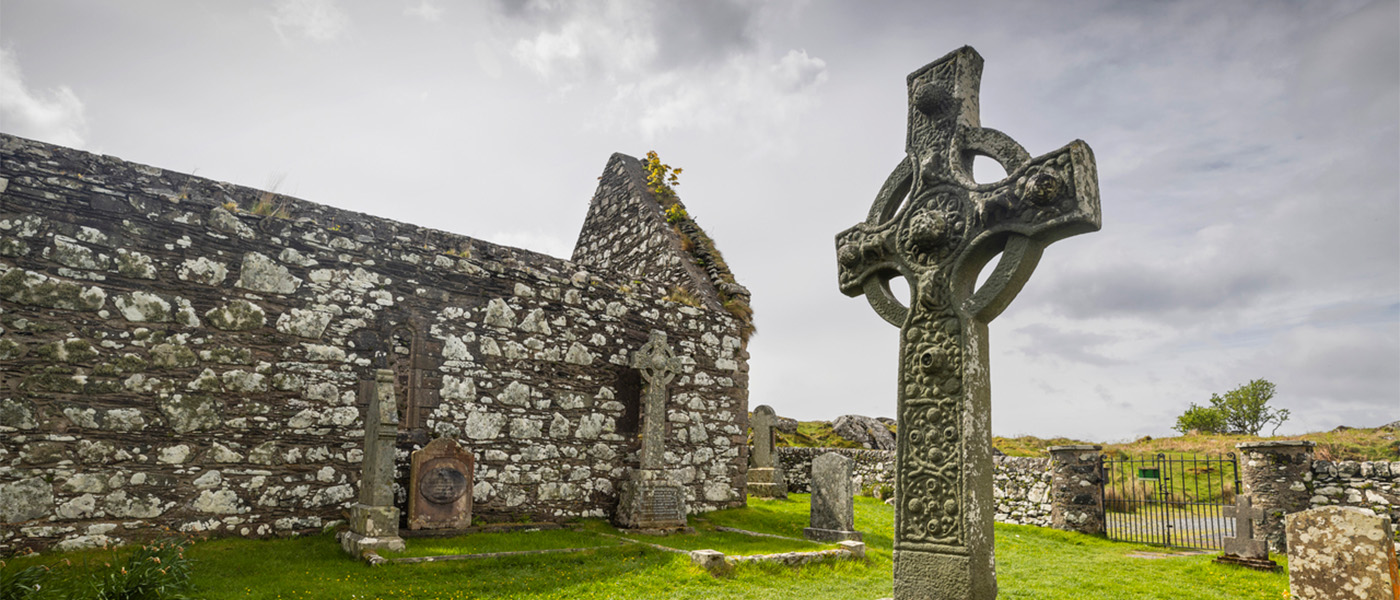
633,330 -> 681,470
1222,495 -> 1267,558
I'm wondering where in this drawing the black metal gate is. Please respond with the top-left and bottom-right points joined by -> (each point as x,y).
1100,453 -> 1240,550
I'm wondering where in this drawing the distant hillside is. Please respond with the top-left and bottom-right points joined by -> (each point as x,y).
774,418 -> 1398,462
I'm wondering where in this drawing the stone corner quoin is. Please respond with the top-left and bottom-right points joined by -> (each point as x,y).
0,133 -> 752,554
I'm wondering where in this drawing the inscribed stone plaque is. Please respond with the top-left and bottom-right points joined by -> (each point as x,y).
805,452 -> 861,542
835,46 -> 1101,600
1286,506 -> 1399,600
408,437 -> 474,530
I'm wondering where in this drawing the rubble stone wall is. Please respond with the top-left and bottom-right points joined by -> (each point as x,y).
0,134 -> 749,555
776,448 -> 1052,526
1308,460 -> 1399,542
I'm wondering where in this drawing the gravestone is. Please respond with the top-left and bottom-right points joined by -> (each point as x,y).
339,369 -> 406,556
408,437 -> 474,530
1286,506 -> 1399,600
748,405 -> 788,498
805,452 -> 862,542
1215,494 -> 1277,571
613,330 -> 690,531
836,46 -> 1100,600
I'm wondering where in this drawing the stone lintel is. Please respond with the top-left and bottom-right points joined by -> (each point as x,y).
1235,440 -> 1315,450
1046,445 -> 1102,453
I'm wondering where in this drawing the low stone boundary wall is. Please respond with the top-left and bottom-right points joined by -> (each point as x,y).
1308,459 -> 1398,534
775,448 -> 1053,527
778,448 -> 893,497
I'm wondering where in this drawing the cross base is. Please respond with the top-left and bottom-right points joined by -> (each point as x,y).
1213,553 -> 1279,572
893,549 -> 995,600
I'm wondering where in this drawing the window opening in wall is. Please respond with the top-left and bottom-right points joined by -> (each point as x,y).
389,327 -> 416,430
616,366 -> 642,435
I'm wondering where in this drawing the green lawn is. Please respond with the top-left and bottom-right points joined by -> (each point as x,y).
2,494 -> 1289,599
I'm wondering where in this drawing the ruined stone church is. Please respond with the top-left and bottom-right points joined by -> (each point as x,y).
0,133 -> 752,553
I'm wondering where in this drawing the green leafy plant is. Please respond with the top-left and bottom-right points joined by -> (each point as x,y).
1173,379 -> 1290,436
665,204 -> 688,224
642,150 -> 682,199
1,562 -> 53,600
87,538 -> 194,600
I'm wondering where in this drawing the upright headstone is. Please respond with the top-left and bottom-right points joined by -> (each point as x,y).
836,46 -> 1100,600
1215,494 -> 1278,571
408,437 -> 475,530
340,369 -> 406,556
613,330 -> 689,531
805,452 -> 862,542
748,405 -> 788,499
1285,506 -> 1399,600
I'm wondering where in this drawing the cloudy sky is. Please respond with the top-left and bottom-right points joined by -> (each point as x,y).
3,0 -> 1396,441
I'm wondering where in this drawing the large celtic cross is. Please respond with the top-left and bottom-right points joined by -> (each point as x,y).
634,330 -> 681,470
836,47 -> 1101,600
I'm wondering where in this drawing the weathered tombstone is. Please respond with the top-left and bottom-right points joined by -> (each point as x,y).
836,46 -> 1100,600
748,405 -> 788,499
340,369 -> 406,556
613,330 -> 689,531
407,437 -> 474,530
805,452 -> 862,542
1286,506 -> 1399,600
1215,494 -> 1278,571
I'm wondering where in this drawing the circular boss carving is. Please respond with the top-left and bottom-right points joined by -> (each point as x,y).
419,466 -> 468,504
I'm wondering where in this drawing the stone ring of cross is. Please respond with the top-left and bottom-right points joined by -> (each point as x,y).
836,46 -> 1102,328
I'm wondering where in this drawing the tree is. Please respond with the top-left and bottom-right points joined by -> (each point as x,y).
1174,402 -> 1227,435
1173,378 -> 1290,436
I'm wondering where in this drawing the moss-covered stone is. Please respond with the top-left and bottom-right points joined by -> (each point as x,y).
35,338 -> 99,364
0,268 -> 106,311
114,291 -> 173,322
150,343 -> 198,368
0,237 -> 29,257
0,338 -> 26,360
187,368 -> 223,392
201,346 -> 252,365
23,365 -> 84,393
205,299 -> 266,331
50,236 -> 108,270
158,393 -> 222,433
0,398 -> 38,430
114,249 -> 158,279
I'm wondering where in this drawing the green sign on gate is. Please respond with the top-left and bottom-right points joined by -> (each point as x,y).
1136,467 -> 1160,481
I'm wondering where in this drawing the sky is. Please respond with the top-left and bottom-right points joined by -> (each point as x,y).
2,0 -> 1396,442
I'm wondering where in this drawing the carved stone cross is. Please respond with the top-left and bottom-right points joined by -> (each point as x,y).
836,46 -> 1101,600
633,329 -> 681,470
1223,494 -> 1267,558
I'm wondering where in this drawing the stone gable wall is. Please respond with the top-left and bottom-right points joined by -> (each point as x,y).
0,134 -> 750,554
775,448 -> 1052,527
571,155 -> 710,306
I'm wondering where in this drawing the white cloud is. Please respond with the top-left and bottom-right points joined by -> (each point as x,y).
0,48 -> 87,148
404,0 -> 444,22
271,0 -> 351,42
499,1 -> 826,147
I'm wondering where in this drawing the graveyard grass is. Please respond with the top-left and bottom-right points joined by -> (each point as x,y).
3,494 -> 1290,599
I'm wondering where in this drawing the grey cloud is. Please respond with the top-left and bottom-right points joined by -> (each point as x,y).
1013,324 -> 1126,366
1035,260 -> 1288,320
